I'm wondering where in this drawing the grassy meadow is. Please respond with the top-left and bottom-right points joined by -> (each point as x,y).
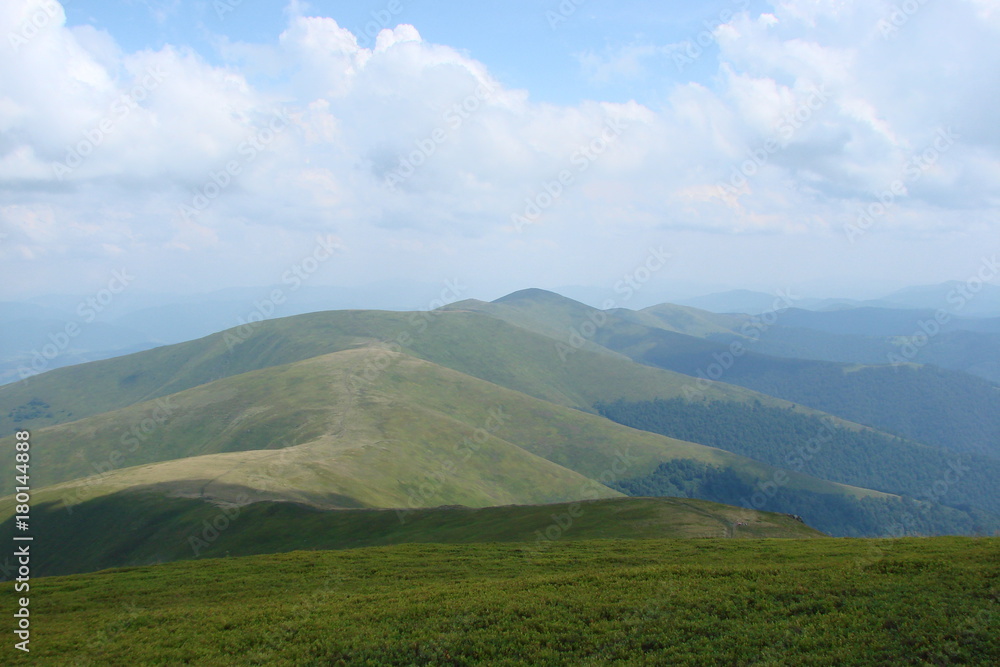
4,536 -> 996,665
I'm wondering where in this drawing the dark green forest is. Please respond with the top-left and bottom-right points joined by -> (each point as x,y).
632,343 -> 1000,458
596,398 -> 999,513
610,458 -> 1000,537
597,398 -> 1000,536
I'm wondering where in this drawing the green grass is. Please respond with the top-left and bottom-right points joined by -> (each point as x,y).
3,537 -> 996,665
2,494 -> 823,578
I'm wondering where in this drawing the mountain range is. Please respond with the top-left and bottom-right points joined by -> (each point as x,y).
5,280 -> 999,386
2,287 -> 998,578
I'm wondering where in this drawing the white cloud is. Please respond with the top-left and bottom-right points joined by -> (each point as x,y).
0,0 -> 997,295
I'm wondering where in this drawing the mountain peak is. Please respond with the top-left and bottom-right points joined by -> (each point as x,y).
493,288 -> 570,304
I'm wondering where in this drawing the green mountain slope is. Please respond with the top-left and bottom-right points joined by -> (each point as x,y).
1,347 -> 892,517
2,289 -> 992,541
0,348 -> 624,509
635,301 -> 746,336
0,305 -> 815,438
630,339 -> 1000,459
445,288 -> 741,343
596,398 -> 1000,517
438,291 -> 1000,460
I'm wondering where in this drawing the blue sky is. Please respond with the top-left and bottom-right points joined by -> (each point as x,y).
2,0 -> 999,305
62,0 -> 760,105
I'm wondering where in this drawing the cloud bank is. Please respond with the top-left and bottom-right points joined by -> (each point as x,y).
1,0 -> 998,296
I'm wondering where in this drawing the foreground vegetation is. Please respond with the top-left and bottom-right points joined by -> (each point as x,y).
4,537 -> 996,665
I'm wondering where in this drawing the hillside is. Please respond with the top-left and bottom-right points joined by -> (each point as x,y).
603,321 -> 1000,459
596,398 -> 1000,518
774,306 -> 1000,336
4,291 -> 995,539
723,326 -> 1000,385
1,494 -> 823,578
446,288 -> 741,340
0,308 -> 775,437
439,290 -> 1000,459
2,347 -> 623,509
1,346 -> 893,519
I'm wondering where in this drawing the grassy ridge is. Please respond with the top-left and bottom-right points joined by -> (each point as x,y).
446,289 -> 741,340
1,348 -> 891,516
4,537 -> 996,665
0,307 -> 810,438
1,494 -> 823,578
0,348 -> 627,510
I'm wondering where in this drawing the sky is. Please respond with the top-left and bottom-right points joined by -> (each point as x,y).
1,0 -> 999,307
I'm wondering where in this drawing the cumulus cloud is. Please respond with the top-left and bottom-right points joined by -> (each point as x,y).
0,0 -> 997,295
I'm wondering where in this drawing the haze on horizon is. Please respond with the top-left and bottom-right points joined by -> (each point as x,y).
1,0 -> 998,305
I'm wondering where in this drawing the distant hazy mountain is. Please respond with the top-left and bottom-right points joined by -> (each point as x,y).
677,281 -> 1000,317
878,281 -> 1000,316
766,307 -> 1000,337
0,283 -> 464,385
730,326 -> 1000,385
0,302 -> 161,384
674,289 -> 828,315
